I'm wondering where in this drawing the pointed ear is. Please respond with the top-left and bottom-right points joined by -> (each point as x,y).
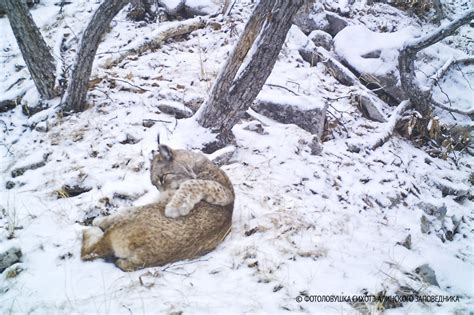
158,144 -> 173,161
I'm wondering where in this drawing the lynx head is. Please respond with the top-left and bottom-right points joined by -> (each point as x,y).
150,144 -> 196,192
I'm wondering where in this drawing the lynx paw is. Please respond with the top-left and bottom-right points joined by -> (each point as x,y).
165,202 -> 192,218
92,216 -> 106,228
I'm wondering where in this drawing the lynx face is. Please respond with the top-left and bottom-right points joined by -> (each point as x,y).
150,145 -> 196,192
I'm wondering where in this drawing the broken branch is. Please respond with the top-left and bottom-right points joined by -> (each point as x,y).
371,100 -> 411,150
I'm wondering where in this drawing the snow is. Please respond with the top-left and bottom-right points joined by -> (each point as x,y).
0,0 -> 473,314
257,91 -> 326,111
334,24 -> 420,76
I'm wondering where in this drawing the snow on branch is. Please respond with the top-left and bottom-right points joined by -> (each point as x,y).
403,9 -> 474,53
370,100 -> 411,150
429,56 -> 474,86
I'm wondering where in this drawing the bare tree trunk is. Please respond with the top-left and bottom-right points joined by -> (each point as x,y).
195,0 -> 304,145
63,0 -> 130,113
398,9 -> 474,116
367,9 -> 474,149
3,0 -> 56,100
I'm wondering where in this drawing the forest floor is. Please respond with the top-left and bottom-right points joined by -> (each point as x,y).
0,0 -> 473,314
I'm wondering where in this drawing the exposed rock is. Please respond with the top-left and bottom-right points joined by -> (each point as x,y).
34,120 -> 49,133
183,0 -> 220,17
143,119 -> 157,128
158,0 -> 220,18
333,24 -> 418,102
5,181 -> 15,189
0,246 -> 22,273
208,146 -> 236,167
308,30 -> 333,51
0,99 -> 17,113
183,94 -> 204,113
418,202 -> 447,220
119,133 -> 141,145
57,184 -> 92,198
308,136 -> 323,155
432,179 -> 470,198
357,93 -> 388,123
252,92 -> 327,138
157,100 -> 193,119
293,3 -> 329,34
414,264 -> 439,287
325,11 -> 350,36
299,45 -> 387,122
442,215 -> 463,242
11,152 -> 49,178
243,122 -> 267,135
397,234 -> 412,249
420,215 -> 431,234
22,100 -> 49,116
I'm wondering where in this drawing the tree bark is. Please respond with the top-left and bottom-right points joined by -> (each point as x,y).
63,0 -> 130,113
196,0 -> 304,142
3,0 -> 56,100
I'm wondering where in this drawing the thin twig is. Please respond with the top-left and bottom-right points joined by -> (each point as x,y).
110,77 -> 150,92
432,99 -> 474,116
265,83 -> 299,95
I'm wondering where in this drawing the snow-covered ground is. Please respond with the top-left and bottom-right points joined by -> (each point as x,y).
0,0 -> 473,314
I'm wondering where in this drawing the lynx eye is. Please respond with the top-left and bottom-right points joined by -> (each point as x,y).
159,173 -> 171,185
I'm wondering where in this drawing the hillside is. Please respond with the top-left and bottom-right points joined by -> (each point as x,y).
0,0 -> 473,314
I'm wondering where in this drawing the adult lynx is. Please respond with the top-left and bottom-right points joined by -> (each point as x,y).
81,145 -> 234,271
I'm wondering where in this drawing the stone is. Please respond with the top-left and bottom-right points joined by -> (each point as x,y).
142,119 -> 157,128
158,0 -> 219,18
308,30 -> 333,51
398,234 -> 412,250
252,92 -> 327,138
34,120 -> 48,133
156,100 -> 193,119
357,93 -> 387,123
309,136 -> 323,155
325,12 -> 350,37
418,202 -> 447,220
57,184 -> 92,199
22,100 -> 49,116
0,100 -> 16,113
11,159 -> 46,178
420,215 -> 431,234
11,152 -> 49,178
414,264 -> 439,287
293,3 -> 329,34
0,246 -> 22,273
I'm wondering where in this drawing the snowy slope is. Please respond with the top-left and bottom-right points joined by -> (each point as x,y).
0,0 -> 473,314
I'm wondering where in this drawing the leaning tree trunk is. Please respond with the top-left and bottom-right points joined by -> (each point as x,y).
63,0 -> 130,113
195,0 -> 304,145
3,0 -> 56,100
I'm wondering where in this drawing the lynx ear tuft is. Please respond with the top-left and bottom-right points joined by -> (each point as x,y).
158,144 -> 173,161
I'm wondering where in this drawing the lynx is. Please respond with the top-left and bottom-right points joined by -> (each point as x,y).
80,145 -> 234,271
